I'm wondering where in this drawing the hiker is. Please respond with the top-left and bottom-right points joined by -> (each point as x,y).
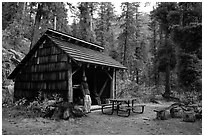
80,76 -> 92,113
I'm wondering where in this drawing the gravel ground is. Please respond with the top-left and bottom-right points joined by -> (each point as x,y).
2,103 -> 202,135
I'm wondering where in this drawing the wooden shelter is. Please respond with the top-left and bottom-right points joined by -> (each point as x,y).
8,29 -> 126,105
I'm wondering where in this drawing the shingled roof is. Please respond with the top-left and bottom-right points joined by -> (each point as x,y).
49,36 -> 125,69
8,29 -> 125,79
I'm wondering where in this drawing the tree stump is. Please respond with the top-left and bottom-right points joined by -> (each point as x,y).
154,110 -> 168,120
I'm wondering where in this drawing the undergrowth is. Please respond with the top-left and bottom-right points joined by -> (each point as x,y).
116,79 -> 201,104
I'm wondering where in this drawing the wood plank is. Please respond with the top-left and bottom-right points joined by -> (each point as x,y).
72,67 -> 80,76
105,69 -> 112,80
99,79 -> 108,97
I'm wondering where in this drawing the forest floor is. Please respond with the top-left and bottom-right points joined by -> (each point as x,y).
2,102 -> 202,135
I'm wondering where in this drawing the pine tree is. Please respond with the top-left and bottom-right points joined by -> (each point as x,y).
95,2 -> 115,54
31,2 -> 71,49
151,2 -> 178,98
118,2 -> 137,66
2,2 -> 18,30
118,2 -> 144,82
77,2 -> 98,42
171,2 -> 202,92
149,5 -> 159,86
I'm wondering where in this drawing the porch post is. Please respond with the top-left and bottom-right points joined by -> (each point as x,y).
110,68 -> 116,99
67,63 -> 73,102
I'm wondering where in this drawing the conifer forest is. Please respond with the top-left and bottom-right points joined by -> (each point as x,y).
2,2 -> 202,135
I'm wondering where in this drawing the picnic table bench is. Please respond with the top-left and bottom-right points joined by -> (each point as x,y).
100,98 -> 145,117
99,103 -> 115,115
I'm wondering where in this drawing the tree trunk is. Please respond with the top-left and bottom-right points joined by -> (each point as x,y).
136,68 -> 139,84
163,35 -> 171,98
164,63 -> 171,98
30,3 -> 43,50
152,16 -> 157,86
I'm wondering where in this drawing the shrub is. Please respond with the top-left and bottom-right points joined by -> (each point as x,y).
116,78 -> 165,103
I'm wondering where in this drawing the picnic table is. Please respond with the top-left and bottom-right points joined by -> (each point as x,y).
100,98 -> 145,117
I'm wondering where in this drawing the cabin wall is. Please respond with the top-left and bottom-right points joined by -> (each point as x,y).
14,39 -> 71,100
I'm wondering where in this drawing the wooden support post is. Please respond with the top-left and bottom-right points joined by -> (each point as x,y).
82,65 -> 86,77
110,68 -> 116,99
93,69 -> 97,94
67,63 -> 73,102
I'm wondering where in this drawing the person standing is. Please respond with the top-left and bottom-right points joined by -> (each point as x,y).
81,76 -> 92,113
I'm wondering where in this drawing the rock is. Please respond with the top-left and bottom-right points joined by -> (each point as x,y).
195,113 -> 202,119
63,108 -> 71,120
43,107 -> 55,118
143,117 -> 150,121
69,118 -> 75,122
155,110 -> 168,120
150,98 -> 161,104
72,106 -> 85,117
183,110 -> 196,122
8,84 -> 14,95
51,107 -> 64,120
170,107 -> 183,118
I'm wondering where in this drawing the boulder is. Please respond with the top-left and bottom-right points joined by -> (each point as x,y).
170,107 -> 183,118
72,105 -> 86,117
63,108 -> 71,120
183,110 -> 196,122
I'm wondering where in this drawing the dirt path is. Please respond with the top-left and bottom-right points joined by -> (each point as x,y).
2,103 -> 202,135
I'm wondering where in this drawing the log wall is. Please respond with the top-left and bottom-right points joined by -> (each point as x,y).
14,39 -> 71,100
